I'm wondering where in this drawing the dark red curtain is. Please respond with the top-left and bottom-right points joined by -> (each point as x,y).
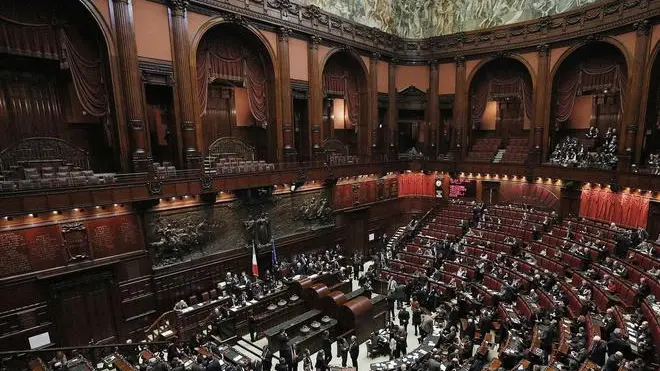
397,173 -> 435,197
197,32 -> 268,125
333,183 -> 353,209
0,2 -> 108,118
323,60 -> 359,129
470,70 -> 533,126
555,57 -> 627,123
579,189 -> 649,229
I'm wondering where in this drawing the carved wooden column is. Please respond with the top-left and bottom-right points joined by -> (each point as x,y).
308,35 -> 323,159
168,0 -> 201,168
427,60 -> 439,158
532,44 -> 550,164
278,27 -> 296,162
367,53 -> 379,157
452,56 -> 467,159
622,20 -> 651,166
387,59 -> 397,157
111,0 -> 151,171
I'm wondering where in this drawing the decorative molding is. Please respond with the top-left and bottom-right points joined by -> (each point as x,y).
167,0 -> 188,11
309,35 -> 322,49
172,0 -> 660,62
454,55 -> 466,67
128,119 -> 144,130
278,26 -> 292,40
200,174 -> 213,191
537,44 -> 550,57
146,181 -> 163,195
139,60 -> 174,86
371,52 -> 381,60
633,19 -> 651,35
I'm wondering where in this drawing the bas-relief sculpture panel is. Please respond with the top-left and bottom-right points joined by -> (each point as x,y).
145,189 -> 334,268
298,0 -> 602,38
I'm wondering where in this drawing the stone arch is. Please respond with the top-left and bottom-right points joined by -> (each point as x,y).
467,54 -> 536,91
319,48 -> 370,155
190,19 -> 280,161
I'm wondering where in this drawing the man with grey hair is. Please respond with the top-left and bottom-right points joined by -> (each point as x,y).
602,351 -> 623,371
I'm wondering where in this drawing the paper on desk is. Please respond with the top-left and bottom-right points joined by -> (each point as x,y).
233,356 -> 242,362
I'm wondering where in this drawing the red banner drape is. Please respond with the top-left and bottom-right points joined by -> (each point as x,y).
397,173 -> 435,197
579,189 -> 649,229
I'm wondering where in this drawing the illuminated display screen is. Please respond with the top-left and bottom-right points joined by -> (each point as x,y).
449,178 -> 476,198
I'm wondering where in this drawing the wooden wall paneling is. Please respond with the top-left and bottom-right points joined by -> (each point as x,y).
369,53 -> 379,155
453,56 -> 467,158
308,35 -> 323,159
168,1 -> 201,168
619,20 -> 652,168
278,27 -> 296,162
387,60 -> 397,155
428,60 -> 439,157
532,44 -> 550,163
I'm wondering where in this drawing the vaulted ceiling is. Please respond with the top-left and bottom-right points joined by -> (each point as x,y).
297,0 -> 603,38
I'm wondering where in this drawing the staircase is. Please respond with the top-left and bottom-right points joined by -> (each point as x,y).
493,149 -> 506,163
387,226 -> 407,251
203,155 -> 220,173
235,338 -> 264,358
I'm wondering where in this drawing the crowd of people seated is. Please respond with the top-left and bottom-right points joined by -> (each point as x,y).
374,200 -> 658,371
549,127 -> 618,169
645,153 -> 660,175
27,246 -> 357,371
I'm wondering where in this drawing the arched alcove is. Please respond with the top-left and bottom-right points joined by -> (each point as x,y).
0,0 -> 118,172
547,41 -> 628,169
466,58 -> 534,163
195,23 -> 278,162
320,50 -> 368,156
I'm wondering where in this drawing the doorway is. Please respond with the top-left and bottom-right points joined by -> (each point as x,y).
293,98 -> 310,162
51,271 -> 117,346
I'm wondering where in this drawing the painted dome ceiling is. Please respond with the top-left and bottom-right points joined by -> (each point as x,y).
296,0 -> 603,38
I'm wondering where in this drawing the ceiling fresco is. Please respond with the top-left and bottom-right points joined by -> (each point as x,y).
297,0 -> 602,38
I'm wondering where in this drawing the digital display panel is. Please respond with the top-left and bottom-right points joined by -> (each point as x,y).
449,178 -> 477,198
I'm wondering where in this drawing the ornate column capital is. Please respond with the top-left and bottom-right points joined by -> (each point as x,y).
371,52 -> 381,61
278,26 -> 292,40
454,55 -> 465,67
113,0 -> 130,4
390,57 -> 399,65
428,59 -> 439,69
168,0 -> 188,13
537,44 -> 550,57
634,20 -> 650,36
309,35 -> 322,49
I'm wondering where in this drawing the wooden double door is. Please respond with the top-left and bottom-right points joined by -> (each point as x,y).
51,271 -> 117,346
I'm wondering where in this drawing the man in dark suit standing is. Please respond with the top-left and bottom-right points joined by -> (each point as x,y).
321,330 -> 332,364
586,336 -> 606,366
348,335 -> 359,371
607,329 -> 630,358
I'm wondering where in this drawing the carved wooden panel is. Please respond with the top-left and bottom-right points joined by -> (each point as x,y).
144,189 -> 333,268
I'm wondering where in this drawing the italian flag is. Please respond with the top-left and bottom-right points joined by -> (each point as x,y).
251,243 -> 259,277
